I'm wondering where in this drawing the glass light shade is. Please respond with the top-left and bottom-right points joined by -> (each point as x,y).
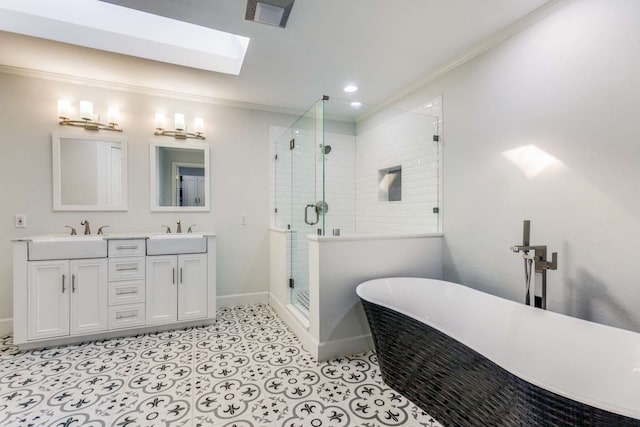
155,112 -> 166,129
79,100 -> 94,120
194,117 -> 204,134
57,99 -> 71,119
107,106 -> 121,125
174,113 -> 185,131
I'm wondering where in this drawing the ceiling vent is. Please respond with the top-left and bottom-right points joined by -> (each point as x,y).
245,0 -> 294,28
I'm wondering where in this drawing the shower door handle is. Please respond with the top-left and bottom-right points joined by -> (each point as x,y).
304,204 -> 319,225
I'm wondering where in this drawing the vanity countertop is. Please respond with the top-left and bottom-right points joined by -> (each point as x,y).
12,231 -> 217,242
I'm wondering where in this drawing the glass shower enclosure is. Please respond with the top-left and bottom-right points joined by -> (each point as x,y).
272,98 -> 325,317
272,95 -> 442,318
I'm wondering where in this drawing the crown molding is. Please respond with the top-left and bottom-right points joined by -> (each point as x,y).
0,64 -> 307,118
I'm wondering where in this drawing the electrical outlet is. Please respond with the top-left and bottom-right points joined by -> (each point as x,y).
15,214 -> 27,228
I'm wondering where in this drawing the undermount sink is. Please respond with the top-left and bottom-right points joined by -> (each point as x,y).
147,234 -> 207,255
28,236 -> 107,260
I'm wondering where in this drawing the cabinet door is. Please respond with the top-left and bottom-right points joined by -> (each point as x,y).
28,260 -> 69,340
70,259 -> 108,335
146,256 -> 178,324
178,254 -> 207,321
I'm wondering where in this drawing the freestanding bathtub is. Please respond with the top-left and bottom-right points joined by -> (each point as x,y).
356,277 -> 640,426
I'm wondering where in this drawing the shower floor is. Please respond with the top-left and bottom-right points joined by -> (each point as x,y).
295,289 -> 310,314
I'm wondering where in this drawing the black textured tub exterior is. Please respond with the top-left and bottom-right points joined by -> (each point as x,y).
360,299 -> 640,427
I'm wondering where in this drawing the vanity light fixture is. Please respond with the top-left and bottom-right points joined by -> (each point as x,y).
58,99 -> 123,132
154,113 -> 206,140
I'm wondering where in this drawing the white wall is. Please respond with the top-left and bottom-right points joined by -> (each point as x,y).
0,71 -> 299,329
368,0 -> 640,332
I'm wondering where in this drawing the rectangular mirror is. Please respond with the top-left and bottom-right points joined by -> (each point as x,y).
150,141 -> 210,212
52,132 -> 128,211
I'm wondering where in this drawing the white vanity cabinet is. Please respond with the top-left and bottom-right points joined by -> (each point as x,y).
146,253 -> 207,324
28,258 -> 107,340
13,234 -> 216,350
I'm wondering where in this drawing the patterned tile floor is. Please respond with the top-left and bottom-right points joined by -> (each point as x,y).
0,304 -> 443,426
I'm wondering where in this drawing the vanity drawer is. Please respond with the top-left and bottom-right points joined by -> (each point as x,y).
108,304 -> 145,329
108,257 -> 145,281
109,280 -> 145,305
108,240 -> 146,258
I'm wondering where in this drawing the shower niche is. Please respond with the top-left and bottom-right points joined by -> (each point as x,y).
378,166 -> 402,202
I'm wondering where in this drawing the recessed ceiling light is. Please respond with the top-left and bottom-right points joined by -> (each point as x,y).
350,101 -> 362,108
344,85 -> 358,93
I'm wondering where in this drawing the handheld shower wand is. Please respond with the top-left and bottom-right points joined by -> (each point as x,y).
518,220 -> 532,306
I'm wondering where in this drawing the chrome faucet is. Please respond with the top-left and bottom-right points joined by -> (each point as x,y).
80,220 -> 91,235
187,224 -> 196,233
161,225 -> 172,233
64,225 -> 77,235
511,220 -> 558,309
176,221 -> 182,233
510,221 -> 558,270
97,225 -> 109,235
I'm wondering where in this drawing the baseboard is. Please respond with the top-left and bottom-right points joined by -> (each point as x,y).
17,318 -> 215,350
317,333 -> 373,362
268,292 -> 319,359
0,318 -> 12,335
217,292 -> 269,308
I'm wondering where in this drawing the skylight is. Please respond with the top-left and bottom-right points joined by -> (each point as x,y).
0,0 -> 250,75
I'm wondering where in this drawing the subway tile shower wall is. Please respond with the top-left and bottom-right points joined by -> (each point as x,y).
316,132 -> 357,235
270,96 -> 442,238
356,100 -> 442,234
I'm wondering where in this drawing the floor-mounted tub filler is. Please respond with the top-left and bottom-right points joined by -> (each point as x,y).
357,277 -> 640,426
